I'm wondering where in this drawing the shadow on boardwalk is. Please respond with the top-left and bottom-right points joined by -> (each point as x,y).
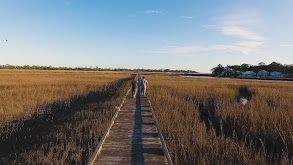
92,84 -> 167,165
131,87 -> 164,164
131,93 -> 144,164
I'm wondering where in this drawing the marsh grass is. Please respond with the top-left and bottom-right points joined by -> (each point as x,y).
0,69 -> 132,164
147,74 -> 293,164
0,69 -> 128,126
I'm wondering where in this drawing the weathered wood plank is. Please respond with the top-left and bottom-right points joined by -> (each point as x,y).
91,89 -> 168,165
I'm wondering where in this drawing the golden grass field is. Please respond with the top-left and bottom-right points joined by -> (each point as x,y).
147,74 -> 293,165
2,70 -> 293,164
0,69 -> 129,126
0,69 -> 132,164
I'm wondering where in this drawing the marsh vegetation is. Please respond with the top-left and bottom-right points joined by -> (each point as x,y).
0,70 -> 132,164
147,74 -> 293,165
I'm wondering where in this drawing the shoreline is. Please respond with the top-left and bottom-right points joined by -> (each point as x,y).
181,74 -> 293,82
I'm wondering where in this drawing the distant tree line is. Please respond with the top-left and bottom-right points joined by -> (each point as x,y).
211,62 -> 293,75
0,64 -> 197,73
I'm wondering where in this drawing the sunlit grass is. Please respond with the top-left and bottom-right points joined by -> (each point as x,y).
147,74 -> 293,164
0,69 -> 129,126
0,69 -> 132,164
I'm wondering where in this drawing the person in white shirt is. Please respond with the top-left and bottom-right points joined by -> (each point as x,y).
140,76 -> 148,96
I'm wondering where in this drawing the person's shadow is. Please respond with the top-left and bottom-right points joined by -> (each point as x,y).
131,85 -> 164,165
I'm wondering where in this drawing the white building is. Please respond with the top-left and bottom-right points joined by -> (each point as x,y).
257,70 -> 269,77
270,71 -> 283,78
241,71 -> 255,77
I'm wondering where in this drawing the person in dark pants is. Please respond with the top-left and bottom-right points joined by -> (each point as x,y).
130,77 -> 138,98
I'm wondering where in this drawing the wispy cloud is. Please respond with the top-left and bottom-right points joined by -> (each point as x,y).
64,0 -> 71,5
208,12 -> 264,41
147,11 -> 265,57
179,16 -> 194,19
237,41 -> 263,48
280,44 -> 293,47
128,10 -> 163,19
148,41 -> 263,56
219,27 -> 264,41
143,10 -> 163,15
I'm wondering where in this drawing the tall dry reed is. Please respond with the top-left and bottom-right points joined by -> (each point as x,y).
147,74 -> 293,165
0,69 -> 129,126
0,69 -> 132,164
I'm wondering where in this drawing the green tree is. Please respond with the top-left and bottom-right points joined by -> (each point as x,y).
211,64 -> 224,76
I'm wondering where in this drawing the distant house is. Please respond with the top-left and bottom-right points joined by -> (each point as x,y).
241,71 -> 255,77
283,73 -> 293,78
270,71 -> 283,78
232,71 -> 241,77
257,70 -> 269,77
235,71 -> 241,74
223,67 -> 232,72
223,66 -> 233,77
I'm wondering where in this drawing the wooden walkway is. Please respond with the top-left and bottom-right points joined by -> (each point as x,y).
88,86 -> 171,165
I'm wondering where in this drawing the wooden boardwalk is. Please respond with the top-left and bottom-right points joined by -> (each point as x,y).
88,86 -> 171,165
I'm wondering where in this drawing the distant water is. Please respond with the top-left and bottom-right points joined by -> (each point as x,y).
181,75 -> 292,82
181,75 -> 231,79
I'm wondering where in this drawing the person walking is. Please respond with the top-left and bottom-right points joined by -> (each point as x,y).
130,77 -> 138,98
140,76 -> 148,96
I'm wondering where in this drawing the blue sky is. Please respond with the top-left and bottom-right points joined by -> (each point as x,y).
0,0 -> 292,72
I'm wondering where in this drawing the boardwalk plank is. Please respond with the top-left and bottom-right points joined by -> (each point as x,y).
91,89 -> 168,165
